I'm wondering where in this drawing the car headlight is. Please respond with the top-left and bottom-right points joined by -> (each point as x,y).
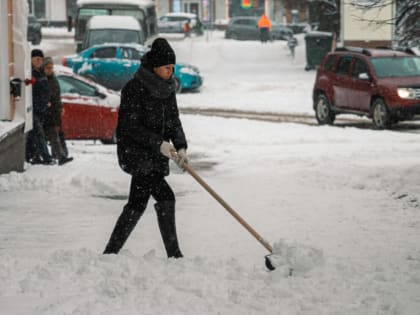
179,67 -> 197,75
397,87 -> 417,99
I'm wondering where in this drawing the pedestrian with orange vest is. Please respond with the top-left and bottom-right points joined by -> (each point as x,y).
257,13 -> 272,43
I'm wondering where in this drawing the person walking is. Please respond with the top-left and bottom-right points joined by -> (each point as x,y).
287,36 -> 298,59
103,38 -> 188,258
26,49 -> 54,165
43,57 -> 74,166
67,15 -> 73,32
257,13 -> 272,43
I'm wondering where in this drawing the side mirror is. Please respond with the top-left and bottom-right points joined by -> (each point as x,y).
358,72 -> 370,80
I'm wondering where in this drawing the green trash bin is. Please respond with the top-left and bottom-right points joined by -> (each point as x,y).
304,31 -> 335,71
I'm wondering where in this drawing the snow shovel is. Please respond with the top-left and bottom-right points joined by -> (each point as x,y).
174,155 -> 277,271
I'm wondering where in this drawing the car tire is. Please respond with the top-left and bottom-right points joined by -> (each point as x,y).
101,130 -> 117,145
315,94 -> 335,125
229,32 -> 238,40
372,98 -> 391,129
32,32 -> 41,45
174,77 -> 182,93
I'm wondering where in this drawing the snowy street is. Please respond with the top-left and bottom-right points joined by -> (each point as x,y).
1,29 -> 420,314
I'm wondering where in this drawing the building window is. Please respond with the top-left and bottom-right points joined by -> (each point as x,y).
28,0 -> 46,19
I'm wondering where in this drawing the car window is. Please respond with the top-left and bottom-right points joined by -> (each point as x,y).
90,47 -> 117,59
120,47 -> 143,60
352,58 -> 369,78
246,19 -> 257,26
89,30 -> 140,47
371,56 -> 420,78
335,56 -> 353,76
324,55 -> 337,71
234,19 -> 247,26
113,9 -> 145,21
57,75 -> 98,97
174,17 -> 188,22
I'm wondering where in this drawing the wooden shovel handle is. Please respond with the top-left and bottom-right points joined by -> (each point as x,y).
183,162 -> 273,253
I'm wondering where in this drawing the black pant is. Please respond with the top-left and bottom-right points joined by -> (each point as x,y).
26,114 -> 52,163
45,125 -> 67,160
103,174 -> 182,257
260,27 -> 269,43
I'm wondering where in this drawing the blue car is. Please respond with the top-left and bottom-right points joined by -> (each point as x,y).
62,43 -> 203,93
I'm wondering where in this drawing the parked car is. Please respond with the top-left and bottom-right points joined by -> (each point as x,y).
271,23 -> 294,40
286,23 -> 310,34
81,15 -> 144,51
313,47 -> 420,129
158,12 -> 203,35
62,43 -> 203,92
27,14 -> 42,45
54,65 -> 120,144
225,16 -> 292,41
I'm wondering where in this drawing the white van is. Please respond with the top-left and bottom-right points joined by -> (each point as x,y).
75,0 -> 158,52
81,16 -> 144,51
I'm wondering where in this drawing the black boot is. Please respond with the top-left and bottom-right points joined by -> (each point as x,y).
103,204 -> 144,254
155,201 -> 183,258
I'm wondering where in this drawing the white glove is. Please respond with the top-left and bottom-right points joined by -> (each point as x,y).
175,148 -> 188,169
160,141 -> 176,159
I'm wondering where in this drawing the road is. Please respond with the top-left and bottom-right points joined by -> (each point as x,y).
180,107 -> 420,133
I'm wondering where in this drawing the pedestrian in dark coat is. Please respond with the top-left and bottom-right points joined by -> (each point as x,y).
43,57 -> 73,165
104,38 -> 188,258
26,49 -> 54,164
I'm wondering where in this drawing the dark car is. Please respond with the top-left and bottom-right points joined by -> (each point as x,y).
287,23 -> 309,34
225,16 -> 292,41
313,47 -> 420,129
27,15 -> 42,45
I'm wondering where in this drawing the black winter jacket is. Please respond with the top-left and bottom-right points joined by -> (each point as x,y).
117,61 -> 187,177
45,74 -> 63,128
32,67 -> 50,118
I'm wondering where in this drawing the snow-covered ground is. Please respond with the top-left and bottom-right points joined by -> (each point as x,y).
1,29 -> 420,315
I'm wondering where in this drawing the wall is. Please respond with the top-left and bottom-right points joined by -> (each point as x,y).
0,1 -> 11,120
0,0 -> 31,174
342,0 -> 394,47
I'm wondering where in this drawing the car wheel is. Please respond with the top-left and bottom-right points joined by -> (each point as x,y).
229,32 -> 238,40
372,98 -> 390,129
32,32 -> 41,45
315,94 -> 335,125
174,77 -> 182,93
101,130 -> 117,145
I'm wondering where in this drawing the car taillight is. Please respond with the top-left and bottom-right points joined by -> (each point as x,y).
62,57 -> 67,67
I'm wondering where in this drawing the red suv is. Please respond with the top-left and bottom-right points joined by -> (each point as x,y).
313,47 -> 420,129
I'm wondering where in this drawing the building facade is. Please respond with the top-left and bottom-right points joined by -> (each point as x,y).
341,0 -> 395,47
28,0 -> 76,26
0,0 -> 32,174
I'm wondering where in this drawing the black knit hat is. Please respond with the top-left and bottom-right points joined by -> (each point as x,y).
149,38 -> 176,68
31,49 -> 44,58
